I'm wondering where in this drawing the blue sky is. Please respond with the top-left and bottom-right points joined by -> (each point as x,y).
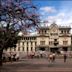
33,0 -> 72,27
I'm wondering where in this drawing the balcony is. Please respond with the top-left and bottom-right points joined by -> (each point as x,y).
54,41 -> 59,43
59,33 -> 71,37
49,44 -> 60,48
36,44 -> 49,48
61,45 -> 71,47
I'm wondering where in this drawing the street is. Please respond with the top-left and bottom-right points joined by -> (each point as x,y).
0,58 -> 72,72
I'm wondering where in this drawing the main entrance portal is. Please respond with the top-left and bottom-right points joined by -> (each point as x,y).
39,47 -> 45,51
62,47 -> 68,51
50,48 -> 59,53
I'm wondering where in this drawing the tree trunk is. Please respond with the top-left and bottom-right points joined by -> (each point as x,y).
0,49 -> 3,67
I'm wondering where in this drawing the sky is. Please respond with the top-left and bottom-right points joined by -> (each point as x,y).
33,0 -> 72,27
1,0 -> 72,34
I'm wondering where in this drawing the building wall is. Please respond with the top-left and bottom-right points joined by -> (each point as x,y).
59,37 -> 71,46
37,37 -> 49,46
6,24 -> 71,55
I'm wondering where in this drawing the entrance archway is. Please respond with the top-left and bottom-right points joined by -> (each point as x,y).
62,47 -> 68,51
39,47 -> 45,51
50,48 -> 59,53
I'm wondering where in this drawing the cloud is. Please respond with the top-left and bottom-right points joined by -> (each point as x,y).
47,12 -> 72,33
45,12 -> 72,26
56,13 -> 65,19
30,31 -> 38,35
39,5 -> 72,33
40,6 -> 57,14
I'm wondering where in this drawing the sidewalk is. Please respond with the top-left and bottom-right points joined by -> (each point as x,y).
1,58 -> 72,72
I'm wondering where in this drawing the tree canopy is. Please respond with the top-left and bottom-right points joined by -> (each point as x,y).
0,0 -> 40,49
0,0 -> 40,66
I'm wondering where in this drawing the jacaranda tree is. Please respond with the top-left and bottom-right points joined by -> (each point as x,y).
0,0 -> 40,66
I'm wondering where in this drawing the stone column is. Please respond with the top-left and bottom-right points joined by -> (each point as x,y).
28,42 -> 31,53
20,42 -> 23,52
24,42 -> 27,54
33,42 -> 35,52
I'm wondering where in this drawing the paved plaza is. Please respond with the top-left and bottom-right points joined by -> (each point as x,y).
0,58 -> 72,72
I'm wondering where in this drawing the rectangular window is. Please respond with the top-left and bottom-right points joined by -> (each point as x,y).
63,41 -> 68,45
40,41 -> 45,45
22,37 -> 23,40
23,42 -> 24,45
67,30 -> 69,34
64,30 -> 66,34
31,42 -> 33,46
49,41 -> 53,45
30,37 -> 31,40
18,47 -> 20,51
27,42 -> 28,46
26,37 -> 27,40
27,47 -> 28,51
24,37 -> 25,40
31,47 -> 33,51
34,37 -> 36,40
61,30 -> 63,34
23,47 -> 24,51
45,30 -> 46,34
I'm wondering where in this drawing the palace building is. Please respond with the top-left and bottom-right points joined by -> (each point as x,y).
7,23 -> 71,56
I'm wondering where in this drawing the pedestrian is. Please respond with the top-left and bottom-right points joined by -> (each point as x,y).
48,53 -> 53,63
52,53 -> 56,62
64,53 -> 67,62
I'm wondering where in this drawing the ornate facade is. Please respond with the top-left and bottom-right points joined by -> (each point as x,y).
7,23 -> 71,56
